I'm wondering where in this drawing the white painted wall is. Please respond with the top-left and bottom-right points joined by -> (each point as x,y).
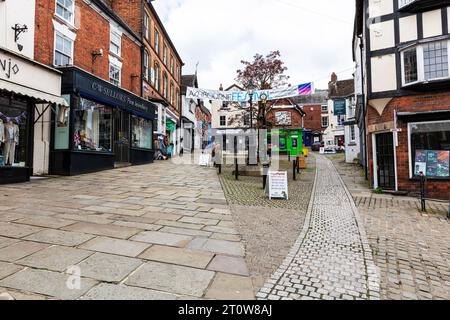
369,0 -> 394,18
423,9 -> 443,38
0,0 -> 35,58
33,104 -> 52,175
345,124 -> 360,163
370,20 -> 395,51
371,54 -> 397,92
399,15 -> 418,43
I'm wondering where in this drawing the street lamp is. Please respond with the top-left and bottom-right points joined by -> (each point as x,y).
246,80 -> 257,129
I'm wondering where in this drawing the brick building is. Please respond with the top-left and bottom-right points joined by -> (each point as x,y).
34,0 -> 158,175
354,0 -> 450,199
112,0 -> 184,156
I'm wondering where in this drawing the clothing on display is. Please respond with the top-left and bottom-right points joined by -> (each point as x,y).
3,121 -> 19,165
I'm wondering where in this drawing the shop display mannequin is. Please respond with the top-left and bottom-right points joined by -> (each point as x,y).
0,119 -> 4,166
4,120 -> 18,166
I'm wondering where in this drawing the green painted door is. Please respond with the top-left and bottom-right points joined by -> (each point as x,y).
287,130 -> 303,156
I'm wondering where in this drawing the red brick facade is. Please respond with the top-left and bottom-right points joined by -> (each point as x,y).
34,0 -> 142,96
265,99 -> 304,129
302,105 -> 327,134
366,91 -> 450,199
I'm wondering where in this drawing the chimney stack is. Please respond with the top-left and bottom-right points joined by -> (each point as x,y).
331,72 -> 337,83
219,84 -> 223,91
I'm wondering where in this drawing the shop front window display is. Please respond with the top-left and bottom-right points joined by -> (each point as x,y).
132,116 -> 153,150
0,97 -> 28,168
410,120 -> 450,178
73,98 -> 112,152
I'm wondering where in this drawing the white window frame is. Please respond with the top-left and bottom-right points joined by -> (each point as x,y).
144,12 -> 150,40
154,29 -> 160,55
407,119 -> 450,179
401,39 -> 450,87
55,0 -> 75,25
321,116 -> 329,128
109,63 -> 121,86
110,29 -> 122,57
54,32 -> 73,66
350,125 -> 356,142
163,44 -> 168,65
143,50 -> 150,81
220,116 -> 227,127
321,105 -> 328,113
163,73 -> 168,98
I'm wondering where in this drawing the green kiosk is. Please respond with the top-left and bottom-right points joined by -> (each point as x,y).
268,129 -> 303,156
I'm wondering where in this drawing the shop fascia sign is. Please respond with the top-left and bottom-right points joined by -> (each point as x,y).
90,82 -> 148,113
0,55 -> 20,80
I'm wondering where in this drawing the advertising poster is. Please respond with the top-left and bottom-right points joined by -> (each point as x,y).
415,150 -> 450,178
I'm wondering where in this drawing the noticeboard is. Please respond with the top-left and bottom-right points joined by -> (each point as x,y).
266,171 -> 289,200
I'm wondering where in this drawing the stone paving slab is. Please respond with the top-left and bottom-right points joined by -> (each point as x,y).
139,245 -> 214,269
14,216 -> 76,229
205,273 -> 254,300
130,231 -> 193,247
187,238 -> 244,256
79,237 -> 150,257
0,269 -> 97,300
0,236 -> 20,249
24,229 -> 95,247
0,241 -> 49,262
0,262 -> 24,280
81,283 -> 178,300
76,253 -> 142,283
0,222 -> 42,238
62,222 -> 141,239
207,255 -> 250,276
126,261 -> 215,297
17,245 -> 93,272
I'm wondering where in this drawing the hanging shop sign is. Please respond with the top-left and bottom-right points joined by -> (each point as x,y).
266,171 -> 289,200
333,99 -> 346,116
186,82 -> 314,102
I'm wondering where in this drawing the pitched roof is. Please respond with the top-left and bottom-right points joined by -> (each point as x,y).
181,74 -> 198,95
328,79 -> 354,98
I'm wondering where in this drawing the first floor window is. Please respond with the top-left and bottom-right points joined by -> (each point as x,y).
404,48 -> 418,84
163,73 -> 168,98
54,33 -> 73,66
321,105 -> 328,113
423,41 -> 448,80
170,82 -> 174,106
410,120 -> 450,178
109,64 -> 121,86
73,98 -> 112,152
154,63 -> 160,91
110,30 -> 121,56
132,116 -> 153,150
220,116 -> 226,127
322,116 -> 329,128
243,114 -> 250,126
337,115 -> 345,126
143,50 -> 150,81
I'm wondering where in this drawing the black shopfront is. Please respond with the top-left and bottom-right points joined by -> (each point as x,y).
50,67 -> 156,176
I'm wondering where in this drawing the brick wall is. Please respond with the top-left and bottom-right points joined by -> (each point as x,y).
111,0 -> 142,35
35,0 -> 142,96
366,91 -> 450,199
302,105 -> 326,133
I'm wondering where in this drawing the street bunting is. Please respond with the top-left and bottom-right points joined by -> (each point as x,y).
186,82 -> 315,102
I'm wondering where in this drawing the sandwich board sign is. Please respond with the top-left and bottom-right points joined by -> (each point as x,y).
266,171 -> 289,200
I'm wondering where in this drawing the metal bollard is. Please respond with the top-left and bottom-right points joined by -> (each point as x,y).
293,159 -> 297,181
448,197 -> 450,219
419,172 -> 426,212
262,163 -> 270,190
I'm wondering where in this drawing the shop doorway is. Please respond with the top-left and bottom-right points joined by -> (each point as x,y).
375,132 -> 395,190
114,110 -> 130,165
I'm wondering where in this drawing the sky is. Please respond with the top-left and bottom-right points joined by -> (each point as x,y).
153,0 -> 356,91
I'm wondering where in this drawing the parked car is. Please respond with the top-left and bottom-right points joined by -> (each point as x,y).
311,142 -> 322,151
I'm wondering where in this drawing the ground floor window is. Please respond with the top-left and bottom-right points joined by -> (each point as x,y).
73,98 -> 113,152
0,96 -> 28,167
131,116 -> 153,150
410,120 -> 450,178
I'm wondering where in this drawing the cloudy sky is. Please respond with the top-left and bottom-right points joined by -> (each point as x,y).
153,0 -> 356,90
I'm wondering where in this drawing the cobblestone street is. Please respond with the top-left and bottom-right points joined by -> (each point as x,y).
258,156 -> 380,300
0,161 -> 254,300
333,157 -> 450,300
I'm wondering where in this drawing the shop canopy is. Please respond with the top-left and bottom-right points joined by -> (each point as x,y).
0,79 -> 68,106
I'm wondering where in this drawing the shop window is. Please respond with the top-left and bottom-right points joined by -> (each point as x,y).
109,63 -> 121,86
0,97 -> 28,167
55,0 -> 74,24
54,32 -> 73,66
110,30 -> 121,57
131,116 -> 153,150
410,120 -> 450,178
54,98 -> 70,150
73,98 -> 112,152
